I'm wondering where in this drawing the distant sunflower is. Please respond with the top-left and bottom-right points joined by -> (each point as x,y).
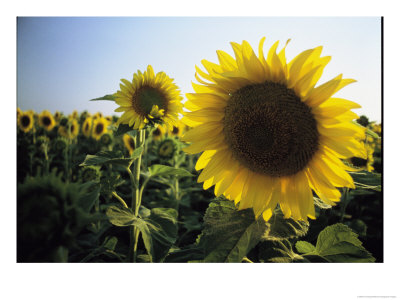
169,121 -> 185,138
18,111 -> 34,133
92,117 -> 108,140
105,116 -> 113,123
182,38 -> 366,222
38,110 -> 56,131
157,138 -> 177,159
82,117 -> 93,137
69,110 -> 79,119
92,112 -> 103,120
54,111 -> 62,122
114,65 -> 183,130
151,124 -> 166,141
123,134 -> 136,156
350,143 -> 375,172
58,119 -> 79,139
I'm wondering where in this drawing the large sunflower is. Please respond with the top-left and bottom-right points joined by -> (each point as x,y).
114,65 -> 183,130
182,38 -> 366,222
38,110 -> 56,131
18,111 -> 34,133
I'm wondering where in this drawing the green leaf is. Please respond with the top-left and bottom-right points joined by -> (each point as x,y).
304,223 -> 375,262
164,246 -> 205,263
138,208 -> 179,262
295,241 -> 316,254
90,94 -> 116,101
102,236 -> 118,251
79,148 -> 143,167
259,240 -> 306,263
262,208 -> 309,241
115,123 -> 137,137
198,198 -> 267,262
78,182 -> 100,212
148,164 -> 194,178
106,206 -> 138,227
349,170 -> 381,191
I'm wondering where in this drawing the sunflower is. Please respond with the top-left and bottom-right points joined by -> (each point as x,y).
105,116 -> 113,123
92,117 -> 108,140
350,143 -> 374,172
114,65 -> 183,130
182,38 -> 366,222
38,110 -> 56,131
69,110 -> 79,119
123,134 -> 136,156
151,124 -> 166,141
93,112 -> 103,120
157,138 -> 177,159
168,120 -> 185,138
17,107 -> 21,117
54,111 -> 62,122
82,117 -> 93,137
18,111 -> 34,133
58,119 -> 79,139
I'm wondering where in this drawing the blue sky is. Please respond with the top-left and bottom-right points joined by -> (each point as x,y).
17,17 -> 381,122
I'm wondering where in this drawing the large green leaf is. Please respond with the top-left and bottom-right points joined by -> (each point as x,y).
148,164 -> 194,178
259,240 -> 306,263
90,94 -> 116,101
198,198 -> 267,262
295,241 -> 316,254
80,147 -> 143,167
106,206 -> 138,227
78,182 -> 100,212
262,208 -> 309,241
139,208 -> 179,262
302,223 -> 375,262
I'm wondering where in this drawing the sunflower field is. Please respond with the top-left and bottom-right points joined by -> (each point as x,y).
17,39 -> 382,263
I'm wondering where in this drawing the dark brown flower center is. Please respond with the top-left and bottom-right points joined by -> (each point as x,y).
132,86 -> 168,117
129,137 -> 135,150
21,115 -> 30,127
42,116 -> 51,126
95,123 -> 104,135
223,82 -> 319,177
172,126 -> 179,134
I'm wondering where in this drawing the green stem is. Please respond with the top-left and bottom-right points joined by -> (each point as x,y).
128,129 -> 146,262
340,187 -> 349,222
112,191 -> 128,208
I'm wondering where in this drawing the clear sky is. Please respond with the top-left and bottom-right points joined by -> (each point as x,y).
17,17 -> 381,122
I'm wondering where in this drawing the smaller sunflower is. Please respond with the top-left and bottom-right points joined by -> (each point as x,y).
58,119 -> 79,139
114,65 -> 183,130
168,121 -> 185,138
18,111 -> 34,133
105,116 -> 113,123
92,117 -> 108,140
38,110 -> 56,131
157,138 -> 177,160
151,124 -> 166,141
123,134 -> 136,156
69,110 -> 79,119
350,143 -> 375,172
54,111 -> 62,122
92,112 -> 103,120
82,117 -> 93,137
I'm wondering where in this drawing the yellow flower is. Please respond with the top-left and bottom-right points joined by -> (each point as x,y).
54,111 -> 62,122
92,112 -> 103,120
82,117 -> 93,137
168,120 -> 185,138
350,143 -> 375,172
92,117 -> 108,140
105,116 -> 113,123
38,110 -> 56,131
58,119 -> 79,139
69,110 -> 79,119
114,65 -> 183,130
17,107 -> 21,117
123,134 -> 136,156
182,38 -> 366,222
18,111 -> 34,133
151,124 -> 166,141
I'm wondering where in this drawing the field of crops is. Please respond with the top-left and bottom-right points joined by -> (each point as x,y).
17,106 -> 382,263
